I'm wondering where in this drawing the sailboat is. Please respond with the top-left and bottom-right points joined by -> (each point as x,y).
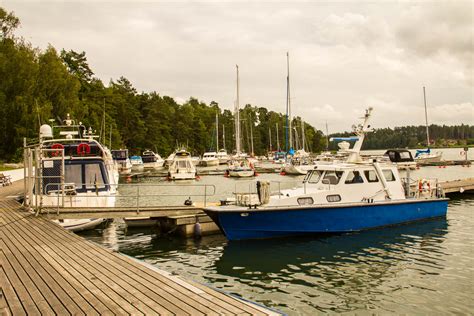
282,53 -> 314,175
414,87 -> 442,164
227,65 -> 255,177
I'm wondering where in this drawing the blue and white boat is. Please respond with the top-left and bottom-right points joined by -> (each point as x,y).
204,108 -> 448,240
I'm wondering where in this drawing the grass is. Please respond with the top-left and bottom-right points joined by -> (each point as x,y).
0,164 -> 16,172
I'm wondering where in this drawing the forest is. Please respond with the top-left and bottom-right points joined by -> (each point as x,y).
1,8 -> 473,162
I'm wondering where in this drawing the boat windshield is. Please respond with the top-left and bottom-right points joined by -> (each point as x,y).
306,170 -> 323,183
322,171 -> 344,185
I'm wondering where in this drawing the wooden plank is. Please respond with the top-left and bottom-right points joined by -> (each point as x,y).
0,247 -> 50,315
37,217 -> 264,315
40,220 -> 269,315
32,220 -> 206,316
0,207 -> 143,316
0,267 -> 25,316
2,211 -> 169,316
0,212 -> 107,315
0,219 -> 82,315
0,200 -> 278,316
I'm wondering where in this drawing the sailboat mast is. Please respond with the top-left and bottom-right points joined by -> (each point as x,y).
250,118 -> 254,156
285,52 -> 292,152
215,112 -> 219,151
276,123 -> 280,151
301,118 -> 305,151
222,124 -> 226,150
235,65 -> 241,154
423,86 -> 430,147
325,121 -> 329,151
269,127 -> 272,151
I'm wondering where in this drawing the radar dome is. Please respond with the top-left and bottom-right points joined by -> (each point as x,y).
39,124 -> 53,139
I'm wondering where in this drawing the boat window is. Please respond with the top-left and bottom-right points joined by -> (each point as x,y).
65,164 -> 82,186
364,170 -> 379,183
345,171 -> 364,184
177,160 -> 188,169
297,197 -> 314,205
322,171 -> 343,185
307,170 -> 323,183
399,151 -> 411,159
85,163 -> 106,189
382,169 -> 396,182
326,194 -> 341,202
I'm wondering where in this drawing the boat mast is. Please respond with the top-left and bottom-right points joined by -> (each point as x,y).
423,86 -> 430,147
250,115 -> 254,156
235,65 -> 241,155
215,112 -> 219,151
285,52 -> 292,153
222,124 -> 226,150
269,127 -> 272,151
325,121 -> 329,151
276,123 -> 280,151
301,118 -> 305,151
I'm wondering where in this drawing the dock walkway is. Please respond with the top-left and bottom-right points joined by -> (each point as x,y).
0,187 -> 280,315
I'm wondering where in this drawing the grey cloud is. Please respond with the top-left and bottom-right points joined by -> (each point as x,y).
395,2 -> 473,84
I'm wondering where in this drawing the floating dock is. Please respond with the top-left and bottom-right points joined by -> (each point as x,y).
0,192 -> 280,315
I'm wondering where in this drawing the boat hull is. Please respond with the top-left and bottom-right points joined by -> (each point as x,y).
55,218 -> 105,232
228,170 -> 254,177
201,159 -> 219,167
205,199 -> 448,240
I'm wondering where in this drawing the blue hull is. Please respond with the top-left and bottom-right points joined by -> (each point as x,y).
205,199 -> 449,240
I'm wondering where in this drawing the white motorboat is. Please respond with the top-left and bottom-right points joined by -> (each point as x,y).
201,152 -> 219,166
54,218 -> 105,232
111,149 -> 132,174
130,155 -> 144,170
217,149 -> 230,164
142,150 -> 165,169
29,114 -> 117,229
227,158 -> 255,177
168,149 -> 197,180
204,107 -> 448,241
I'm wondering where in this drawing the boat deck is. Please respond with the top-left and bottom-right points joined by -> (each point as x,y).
0,191 -> 280,315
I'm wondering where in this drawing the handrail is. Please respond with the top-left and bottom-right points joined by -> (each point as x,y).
41,182 -> 216,214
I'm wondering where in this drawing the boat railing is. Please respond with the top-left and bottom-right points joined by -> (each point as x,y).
403,177 -> 444,199
232,179 -> 305,207
39,182 -> 216,215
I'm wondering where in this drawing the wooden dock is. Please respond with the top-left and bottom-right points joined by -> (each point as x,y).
440,177 -> 474,194
0,195 -> 280,315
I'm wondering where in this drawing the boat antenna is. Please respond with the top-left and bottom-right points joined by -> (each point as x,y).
222,124 -> 226,150
423,86 -> 430,147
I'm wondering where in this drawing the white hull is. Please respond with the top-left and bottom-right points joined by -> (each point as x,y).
55,218 -> 105,232
228,169 -> 254,177
283,163 -> 316,175
169,172 -> 196,180
143,161 -> 165,169
415,153 -> 442,164
218,158 -> 230,164
201,159 -> 219,167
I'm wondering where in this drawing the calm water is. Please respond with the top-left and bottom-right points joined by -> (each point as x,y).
80,152 -> 474,315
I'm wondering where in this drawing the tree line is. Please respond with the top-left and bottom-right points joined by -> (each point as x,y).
0,8 -> 472,162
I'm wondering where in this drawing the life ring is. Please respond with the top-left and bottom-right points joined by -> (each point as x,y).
460,151 -> 466,156
77,143 -> 91,156
418,180 -> 423,192
51,143 -> 64,157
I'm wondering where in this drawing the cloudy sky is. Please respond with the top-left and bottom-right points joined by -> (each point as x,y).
3,0 -> 473,132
